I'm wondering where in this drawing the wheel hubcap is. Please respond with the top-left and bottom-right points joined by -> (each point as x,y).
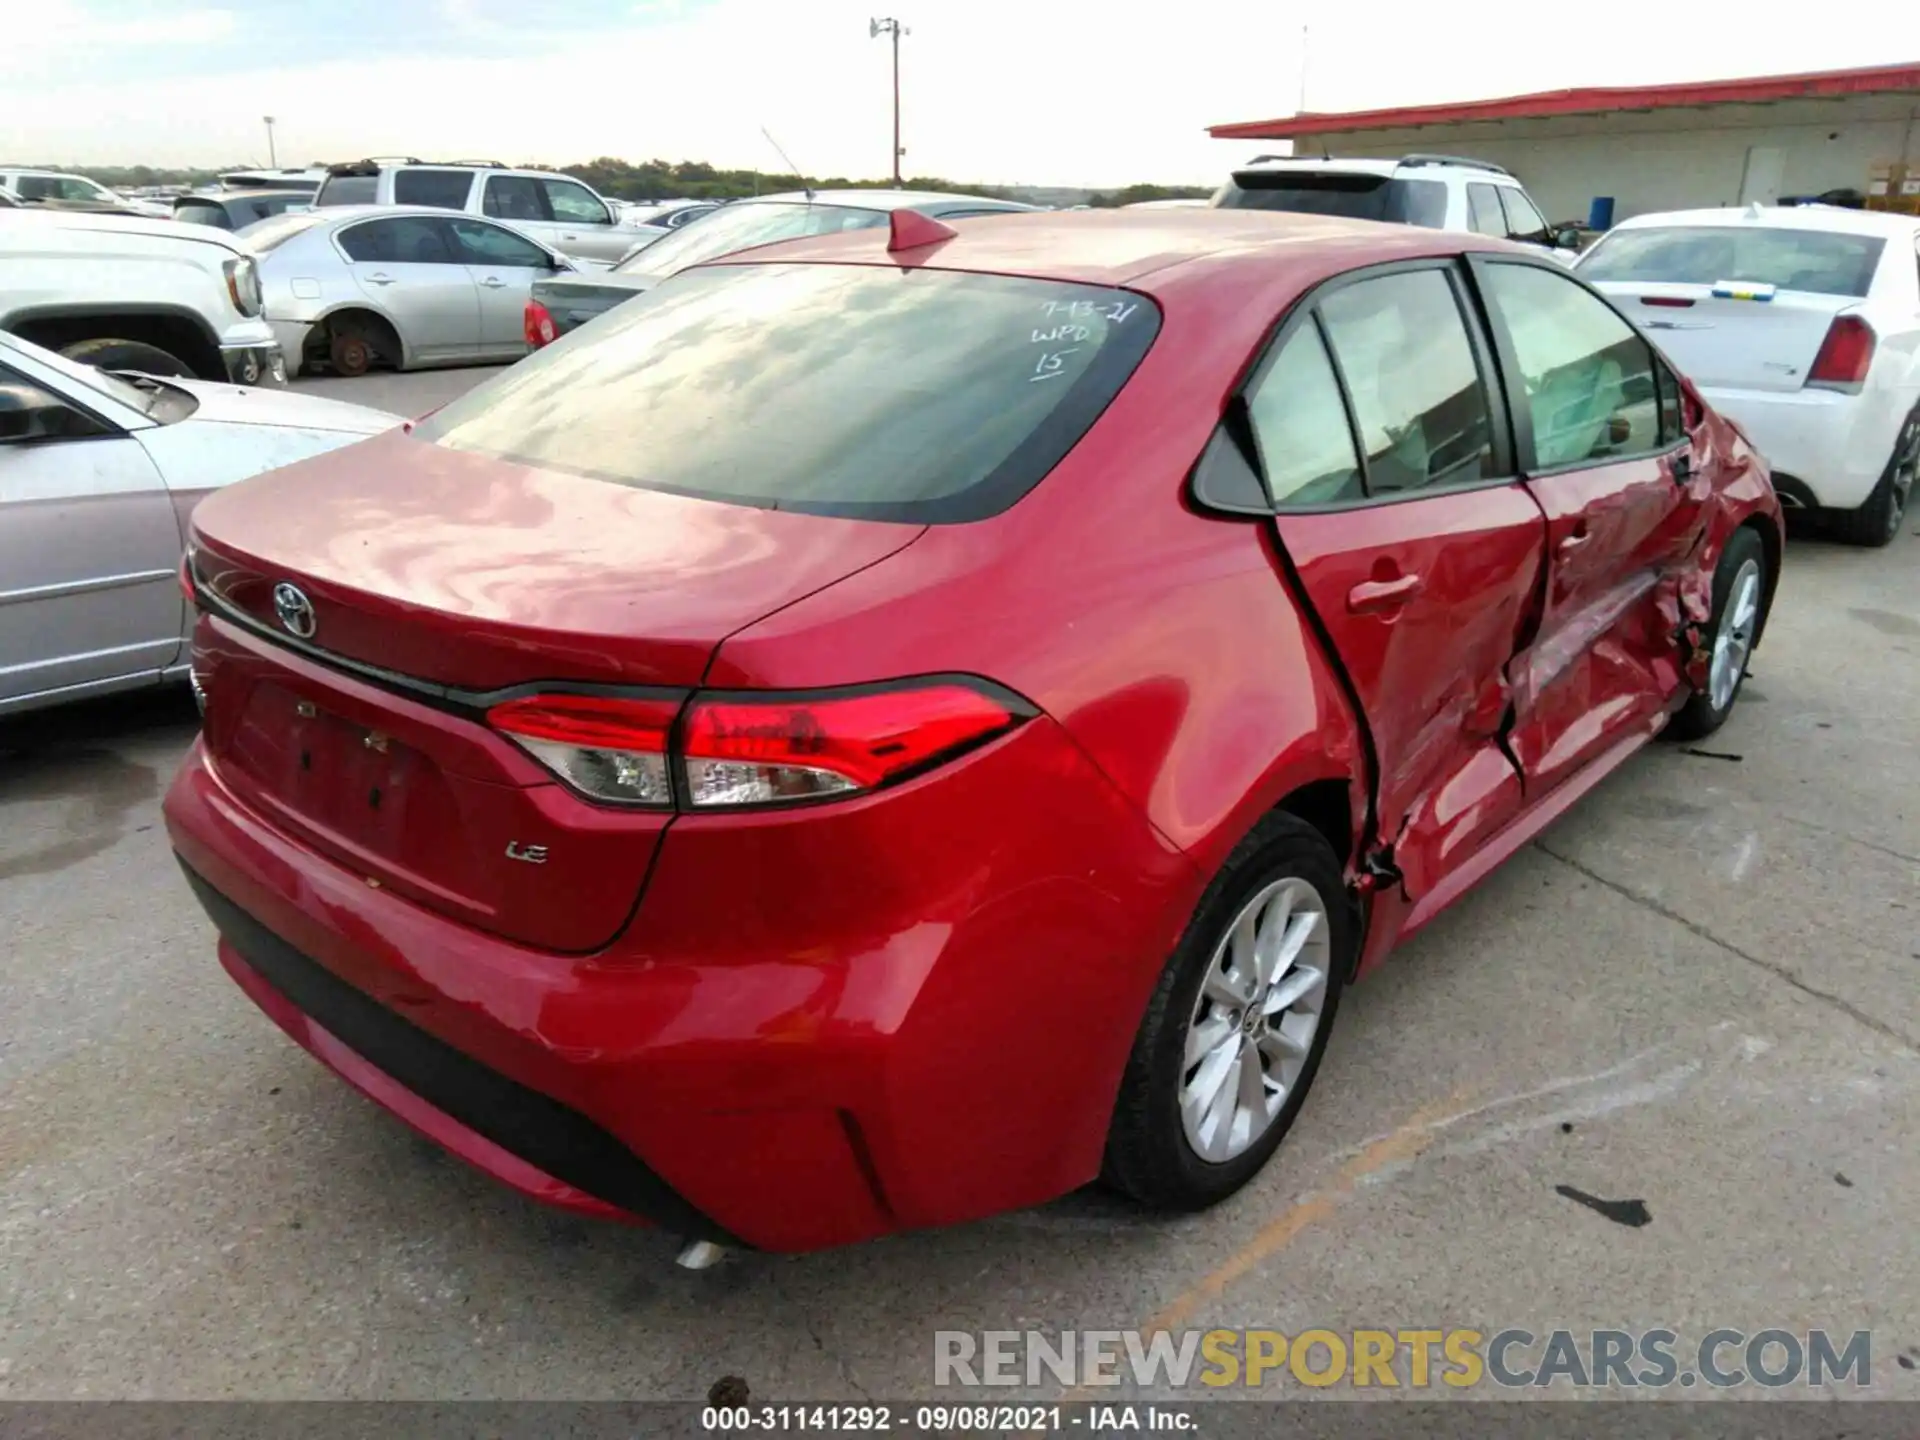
1708,558 -> 1762,713
1179,877 -> 1331,1163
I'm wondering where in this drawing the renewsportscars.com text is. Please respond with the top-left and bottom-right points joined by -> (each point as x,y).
933,1327 -> 1874,1390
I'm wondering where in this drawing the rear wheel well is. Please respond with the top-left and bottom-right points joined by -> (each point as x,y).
9,311 -> 222,379
1274,778 -> 1353,873
309,308 -> 402,372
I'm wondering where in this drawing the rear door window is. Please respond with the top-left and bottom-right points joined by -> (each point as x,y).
392,168 -> 474,210
1244,324 -> 1363,505
1481,261 -> 1662,468
1466,183 -> 1507,236
339,216 -> 459,265
483,175 -> 548,222
416,263 -> 1162,523
1318,268 -> 1498,493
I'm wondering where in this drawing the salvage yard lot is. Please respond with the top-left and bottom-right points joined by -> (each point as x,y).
3,365 -> 1917,1400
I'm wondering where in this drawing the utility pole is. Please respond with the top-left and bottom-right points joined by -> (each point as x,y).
869,17 -> 907,186
263,115 -> 278,168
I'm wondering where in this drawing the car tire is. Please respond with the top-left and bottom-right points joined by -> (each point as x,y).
1665,525 -> 1768,742
1103,812 -> 1352,1212
1829,409 -> 1918,548
58,338 -> 194,377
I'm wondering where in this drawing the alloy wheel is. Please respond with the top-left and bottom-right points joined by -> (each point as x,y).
1179,877 -> 1331,1163
1708,557 -> 1763,713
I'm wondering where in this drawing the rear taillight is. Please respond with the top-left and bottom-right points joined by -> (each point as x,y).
1639,295 -> 1695,308
523,300 -> 557,348
682,684 -> 1026,807
488,680 -> 1031,811
179,552 -> 196,603
1808,314 -> 1875,390
489,693 -> 678,807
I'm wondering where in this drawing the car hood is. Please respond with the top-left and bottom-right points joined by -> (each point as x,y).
164,377 -> 398,436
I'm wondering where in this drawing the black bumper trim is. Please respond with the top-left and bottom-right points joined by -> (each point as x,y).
179,860 -> 739,1245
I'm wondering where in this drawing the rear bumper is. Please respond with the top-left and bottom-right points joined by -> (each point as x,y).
1700,383 -> 1904,510
165,721 -> 1194,1251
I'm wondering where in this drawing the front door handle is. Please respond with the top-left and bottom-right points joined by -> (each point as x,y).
479,276 -> 507,289
1347,574 -> 1423,614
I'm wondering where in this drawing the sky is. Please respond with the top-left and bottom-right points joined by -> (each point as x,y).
2,0 -> 1914,188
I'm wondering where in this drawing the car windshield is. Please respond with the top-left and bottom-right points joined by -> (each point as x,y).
612,201 -> 887,277
242,211 -> 328,251
174,200 -> 233,229
1579,225 -> 1887,297
1214,171 -> 1445,226
416,262 -> 1162,523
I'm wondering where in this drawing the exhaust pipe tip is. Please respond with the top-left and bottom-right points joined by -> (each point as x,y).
676,1239 -> 727,1270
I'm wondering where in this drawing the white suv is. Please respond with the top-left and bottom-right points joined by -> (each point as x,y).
312,159 -> 640,263
1213,154 -> 1579,262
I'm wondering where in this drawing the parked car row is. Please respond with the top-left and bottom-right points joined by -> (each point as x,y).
15,139 -> 1916,1258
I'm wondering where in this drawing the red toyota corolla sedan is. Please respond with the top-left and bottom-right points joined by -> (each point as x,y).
165,208 -> 1781,1254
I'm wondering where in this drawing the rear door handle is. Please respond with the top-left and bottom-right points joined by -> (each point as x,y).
1347,574 -> 1422,613
479,276 -> 507,288
1559,529 -> 1591,555
365,272 -> 394,285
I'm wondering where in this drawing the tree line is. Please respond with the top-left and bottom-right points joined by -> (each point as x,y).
49,158 -> 1212,208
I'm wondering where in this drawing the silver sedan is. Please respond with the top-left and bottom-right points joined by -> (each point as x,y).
0,330 -> 394,716
240,205 -> 581,378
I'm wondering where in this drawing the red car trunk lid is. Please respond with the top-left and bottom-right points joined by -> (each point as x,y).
187,431 -> 924,952
188,430 -> 925,691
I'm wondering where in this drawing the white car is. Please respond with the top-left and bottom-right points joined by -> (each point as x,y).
0,330 -> 395,716
241,206 -> 577,377
1579,205 -> 1920,545
0,169 -> 172,218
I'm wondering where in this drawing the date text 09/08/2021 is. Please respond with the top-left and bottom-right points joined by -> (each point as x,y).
702,1405 -> 1191,1432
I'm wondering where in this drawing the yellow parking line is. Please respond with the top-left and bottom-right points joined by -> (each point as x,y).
1144,1088 -> 1474,1337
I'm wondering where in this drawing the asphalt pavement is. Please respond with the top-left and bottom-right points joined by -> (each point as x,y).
2,364 -> 1916,1403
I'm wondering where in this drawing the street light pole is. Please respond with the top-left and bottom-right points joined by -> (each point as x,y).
263,115 -> 277,168
869,17 -> 906,186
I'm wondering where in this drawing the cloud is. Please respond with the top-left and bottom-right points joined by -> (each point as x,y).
0,0 -> 234,72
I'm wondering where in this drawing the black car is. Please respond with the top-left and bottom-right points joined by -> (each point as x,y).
171,189 -> 313,232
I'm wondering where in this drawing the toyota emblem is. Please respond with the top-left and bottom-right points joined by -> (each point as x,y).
272,582 -> 317,639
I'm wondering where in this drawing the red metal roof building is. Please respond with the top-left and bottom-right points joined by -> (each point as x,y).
1209,62 -> 1920,226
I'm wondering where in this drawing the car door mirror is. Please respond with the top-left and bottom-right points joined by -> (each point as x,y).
1554,227 -> 1583,252
0,379 -> 112,443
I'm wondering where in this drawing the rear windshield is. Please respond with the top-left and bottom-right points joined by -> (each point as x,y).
1214,172 -> 1448,228
1579,225 -> 1887,297
173,200 -> 233,229
315,173 -> 377,207
614,201 -> 887,278
416,263 -> 1161,523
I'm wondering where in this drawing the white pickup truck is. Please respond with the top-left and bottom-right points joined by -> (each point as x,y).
0,209 -> 286,386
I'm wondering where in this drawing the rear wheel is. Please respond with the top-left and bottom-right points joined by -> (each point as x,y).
1829,409 -> 1918,548
58,337 -> 193,377
1103,813 -> 1352,1211
1666,526 -> 1767,742
328,328 -> 374,378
